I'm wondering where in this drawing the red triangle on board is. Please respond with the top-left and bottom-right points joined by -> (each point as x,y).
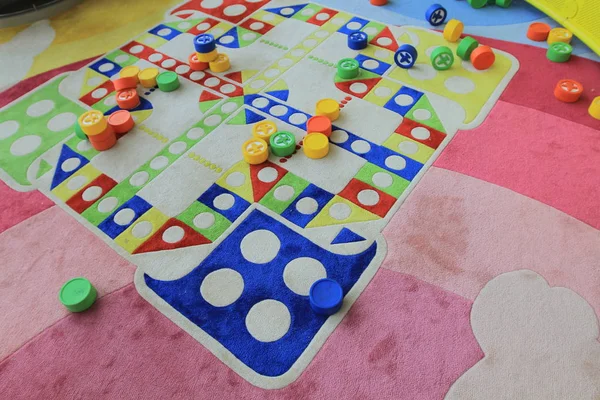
177,12 -> 193,19
335,77 -> 382,99
134,219 -> 211,254
225,71 -> 243,84
199,91 -> 222,102
370,26 -> 399,52
249,161 -> 288,202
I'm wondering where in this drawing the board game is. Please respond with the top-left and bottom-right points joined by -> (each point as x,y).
0,0 -> 525,390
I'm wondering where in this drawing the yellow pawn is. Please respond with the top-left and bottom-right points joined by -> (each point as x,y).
315,98 -> 340,121
589,97 -> 600,120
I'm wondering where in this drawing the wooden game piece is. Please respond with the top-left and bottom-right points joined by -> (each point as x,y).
547,42 -> 572,63
252,120 -> 277,142
467,0 -> 487,8
138,68 -> 159,88
547,28 -> 573,44
554,79 -> 583,103
527,22 -> 551,41
347,31 -> 368,50
394,44 -> 418,69
431,46 -> 455,71
589,97 -> 600,120
116,88 -> 140,109
309,278 -> 343,315
307,116 -> 332,137
59,277 -> 97,312
443,19 -> 464,42
270,131 -> 296,157
209,53 -> 231,73
196,49 -> 218,63
303,132 -> 329,159
108,110 -> 135,135
370,0 -> 388,5
315,99 -> 340,121
120,66 -> 141,83
470,45 -> 495,70
495,0 -> 512,8
242,138 -> 269,164
425,4 -> 447,26
194,33 -> 216,53
74,120 -> 87,140
78,110 -> 107,136
157,71 -> 180,92
113,76 -> 138,92
457,36 -> 479,60
89,125 -> 117,151
188,53 -> 209,71
337,58 -> 360,79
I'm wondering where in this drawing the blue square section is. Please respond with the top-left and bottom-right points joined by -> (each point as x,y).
383,86 -> 424,116
98,196 -> 152,239
144,209 -> 378,377
89,58 -> 121,78
355,54 -> 391,76
148,24 -> 182,41
199,184 -> 250,222
51,144 -> 89,189
281,184 -> 333,228
337,17 -> 370,35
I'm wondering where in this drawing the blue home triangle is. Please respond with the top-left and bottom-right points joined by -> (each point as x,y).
105,97 -> 153,115
331,228 -> 366,245
51,144 -> 89,189
217,27 -> 240,49
266,89 -> 289,102
246,109 -> 265,124
264,4 -> 307,18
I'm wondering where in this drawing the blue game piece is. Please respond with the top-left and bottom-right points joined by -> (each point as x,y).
394,44 -> 418,69
309,279 -> 343,316
194,33 -> 216,53
425,4 -> 447,26
347,31 -> 368,50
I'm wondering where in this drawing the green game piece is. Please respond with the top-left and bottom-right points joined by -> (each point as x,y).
74,121 -> 88,140
431,46 -> 455,71
59,277 -> 97,312
156,71 -> 180,92
547,42 -> 572,63
495,0 -> 512,7
457,36 -> 479,60
337,58 -> 360,80
270,131 -> 296,157
468,0 -> 488,8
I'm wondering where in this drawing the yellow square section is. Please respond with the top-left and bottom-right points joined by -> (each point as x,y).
114,207 -> 169,254
52,163 -> 102,202
364,79 -> 402,107
387,27 -> 516,125
135,33 -> 168,49
252,10 -> 286,26
383,134 -> 435,164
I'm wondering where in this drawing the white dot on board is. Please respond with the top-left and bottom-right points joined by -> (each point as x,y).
187,127 -> 205,139
201,269 -> 244,307
280,7 -> 295,15
226,171 -> 246,187
385,155 -> 407,170
114,208 -> 135,226
444,76 -> 476,94
250,79 -> 266,89
376,37 -> 393,47
148,53 -> 163,62
283,258 -> 327,296
242,33 -> 257,41
246,300 -> 291,342
314,30 -> 329,38
161,59 -> 177,69
301,7 -> 315,16
261,13 -> 275,21
150,156 -> 169,170
132,220 -> 153,239
374,49 -> 390,60
221,101 -> 237,113
398,140 -> 419,154
330,130 -> 348,144
157,28 -> 172,37
357,189 -> 380,206
274,185 -> 295,202
190,71 -> 205,81
291,49 -> 305,57
315,12 -> 330,21
162,226 -> 185,243
250,22 -> 264,30
374,86 -> 392,98
98,63 -> 114,73
394,94 -> 414,107
114,54 -> 129,64
411,127 -> 431,140
178,22 -> 191,30
252,97 -> 269,108
194,212 -> 215,229
258,166 -> 278,183
201,0 -> 222,9
196,22 -> 211,31
61,157 -> 81,172
92,88 -> 108,99
270,105 -> 288,116
213,193 -> 235,210
362,59 -> 380,70
204,77 -> 220,87
330,17 -> 345,26
278,58 -> 293,68
351,140 -> 371,154
329,202 -> 351,220
10,135 -> 41,156
47,113 -> 77,132
77,140 -> 92,152
97,197 -> 119,213
211,28 -> 225,36
129,45 -> 144,54
223,4 -> 247,16
296,197 -> 318,215
204,114 -> 222,127
264,69 -> 280,78
372,171 -> 393,188
26,100 -> 54,117
303,39 -> 317,48
176,65 -> 190,75
169,141 -> 187,155
220,35 -> 235,44
240,230 -> 280,264
350,82 -> 368,94
82,186 -> 103,202
346,21 -> 362,30
220,84 -> 236,95
412,109 -> 432,121
407,64 -> 437,81
363,27 -> 378,36
0,120 -> 19,139
104,96 -> 117,107
289,113 -> 307,125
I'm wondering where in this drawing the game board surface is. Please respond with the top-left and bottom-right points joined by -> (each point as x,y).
0,0 -> 599,398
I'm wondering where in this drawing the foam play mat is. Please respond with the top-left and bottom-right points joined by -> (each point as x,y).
1,0 -> 599,398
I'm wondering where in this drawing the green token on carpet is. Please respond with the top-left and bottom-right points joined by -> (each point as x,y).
457,36 -> 479,60
495,0 -> 512,8
59,277 -> 97,312
547,42 -> 572,63
270,131 -> 296,157
468,0 -> 488,8
337,58 -> 360,80
157,71 -> 180,92
74,121 -> 88,140
431,46 -> 454,71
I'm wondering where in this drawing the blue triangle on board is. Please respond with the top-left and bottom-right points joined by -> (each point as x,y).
217,27 -> 240,49
246,109 -> 266,124
266,89 -> 289,102
264,4 -> 307,18
331,227 -> 366,245
51,144 -> 89,190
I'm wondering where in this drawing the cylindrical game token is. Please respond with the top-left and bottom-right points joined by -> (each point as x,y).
303,132 -> 329,159
79,110 -> 107,136
242,138 -> 269,164
252,120 -> 278,142
157,71 -> 180,92
309,278 -> 343,315
59,277 -> 97,312
270,131 -> 296,157
315,99 -> 340,121
306,116 -> 332,137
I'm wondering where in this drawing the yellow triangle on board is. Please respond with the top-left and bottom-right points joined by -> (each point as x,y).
80,68 -> 109,97
307,195 -> 380,228
216,161 -> 253,202
266,78 -> 288,92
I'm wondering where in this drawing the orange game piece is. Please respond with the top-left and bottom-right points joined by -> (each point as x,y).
554,79 -> 583,103
116,88 -> 140,110
306,116 -> 332,137
89,125 -> 117,151
108,110 -> 135,135
188,52 -> 209,71
370,0 -> 388,5
470,45 -> 495,70
527,22 -> 551,41
113,76 -> 138,92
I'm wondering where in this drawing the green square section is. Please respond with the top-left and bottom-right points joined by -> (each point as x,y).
105,50 -> 139,67
259,172 -> 309,214
354,162 -> 409,199
81,184 -> 139,226
178,201 -> 231,242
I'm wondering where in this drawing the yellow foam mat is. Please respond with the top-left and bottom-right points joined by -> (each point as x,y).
527,0 -> 600,55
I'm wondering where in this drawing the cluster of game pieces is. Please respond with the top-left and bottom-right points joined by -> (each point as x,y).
190,33 -> 231,73
527,23 -> 575,63
59,277 -> 97,312
75,109 -> 135,151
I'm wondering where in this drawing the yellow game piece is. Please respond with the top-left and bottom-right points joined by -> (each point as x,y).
120,65 -> 141,83
589,97 -> 600,120
242,138 -> 269,164
303,133 -> 329,159
252,120 -> 277,142
196,49 -> 218,63
138,68 -> 159,88
315,99 -> 340,121
443,19 -> 464,42
209,53 -> 231,73
547,28 -> 572,44
78,110 -> 108,136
